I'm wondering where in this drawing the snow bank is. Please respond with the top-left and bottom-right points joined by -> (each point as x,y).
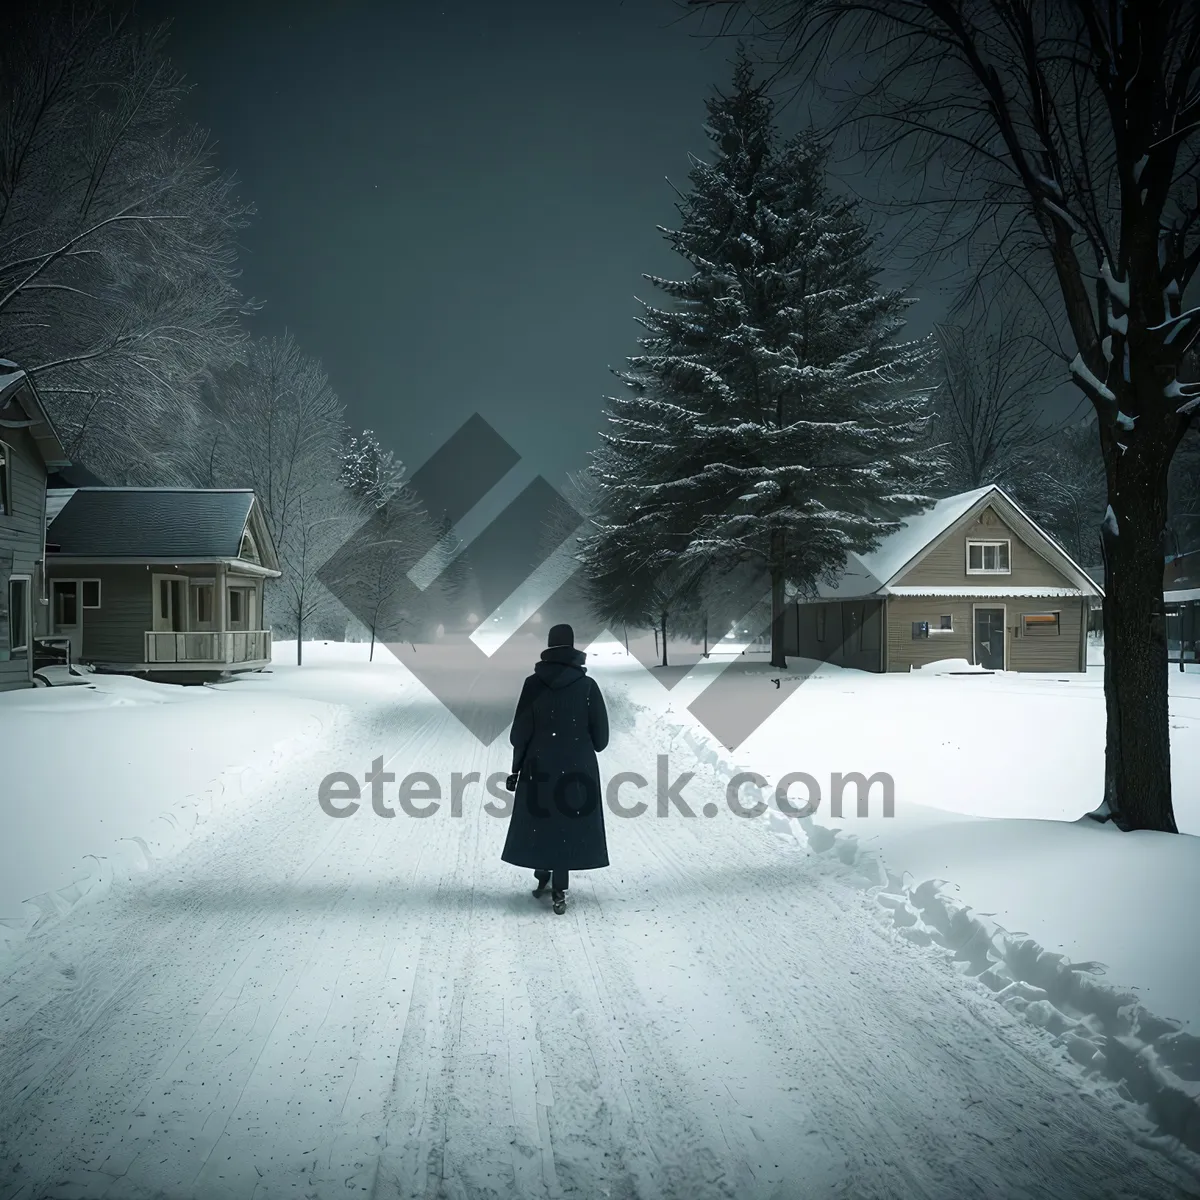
601,652 -> 1200,1154
0,672 -> 344,955
912,657 -> 990,674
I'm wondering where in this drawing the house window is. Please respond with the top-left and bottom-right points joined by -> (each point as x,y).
1022,612 -> 1061,636
82,580 -> 101,609
193,585 -> 213,624
933,614 -> 953,633
815,606 -> 826,642
229,589 -> 244,624
8,577 -> 28,654
54,581 -> 78,626
967,540 -> 1011,574
240,530 -> 260,564
912,621 -> 930,639
0,442 -> 10,516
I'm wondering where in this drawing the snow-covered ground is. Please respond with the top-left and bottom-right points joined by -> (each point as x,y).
1,639 -> 1198,1198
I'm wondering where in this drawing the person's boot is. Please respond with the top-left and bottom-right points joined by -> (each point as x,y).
552,888 -> 566,915
532,870 -> 551,897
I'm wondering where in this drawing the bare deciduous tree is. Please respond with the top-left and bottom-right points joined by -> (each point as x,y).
931,296 -> 1057,492
690,0 -> 1200,832
197,334 -> 352,665
0,3 -> 250,483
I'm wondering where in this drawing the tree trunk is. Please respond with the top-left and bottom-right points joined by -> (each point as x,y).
703,614 -> 709,658
369,625 -> 376,663
769,528 -> 787,669
660,610 -> 668,668
623,622 -> 629,653
1098,436 -> 1177,833
296,613 -> 304,666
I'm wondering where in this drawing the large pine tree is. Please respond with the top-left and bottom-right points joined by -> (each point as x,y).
594,52 -> 940,667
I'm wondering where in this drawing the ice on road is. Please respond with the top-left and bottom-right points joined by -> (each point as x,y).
1,662 -> 1197,1200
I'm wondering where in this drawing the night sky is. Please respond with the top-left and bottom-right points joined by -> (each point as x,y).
140,0 -> 948,490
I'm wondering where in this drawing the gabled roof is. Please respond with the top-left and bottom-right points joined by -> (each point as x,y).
0,359 -> 70,469
46,487 -> 269,564
813,484 -> 1103,600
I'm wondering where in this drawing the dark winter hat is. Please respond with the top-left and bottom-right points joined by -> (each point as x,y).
547,623 -> 574,648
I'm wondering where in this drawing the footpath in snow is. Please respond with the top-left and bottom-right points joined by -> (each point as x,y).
0,638 -> 1197,1199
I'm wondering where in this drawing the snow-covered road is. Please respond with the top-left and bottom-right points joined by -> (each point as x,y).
1,662 -> 1197,1200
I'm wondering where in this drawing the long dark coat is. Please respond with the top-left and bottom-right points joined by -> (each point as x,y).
500,645 -> 610,871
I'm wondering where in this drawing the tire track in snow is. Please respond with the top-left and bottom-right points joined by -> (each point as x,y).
0,688 -> 451,1199
2,668 -> 1198,1200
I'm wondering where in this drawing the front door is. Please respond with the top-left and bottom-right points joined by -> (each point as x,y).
974,607 -> 1006,670
51,580 -> 83,661
153,576 -> 185,632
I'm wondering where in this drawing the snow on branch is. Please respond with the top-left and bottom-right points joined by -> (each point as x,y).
1148,306 -> 1200,348
1166,378 -> 1200,416
1100,258 -> 1130,308
1069,353 -> 1117,402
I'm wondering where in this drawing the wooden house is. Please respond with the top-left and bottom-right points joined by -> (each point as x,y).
43,487 -> 281,681
0,362 -> 71,691
785,485 -> 1104,672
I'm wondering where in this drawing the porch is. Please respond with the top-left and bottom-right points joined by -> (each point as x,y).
144,628 -> 272,666
41,563 -> 275,675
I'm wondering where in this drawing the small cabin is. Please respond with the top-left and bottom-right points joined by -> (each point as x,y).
786,485 -> 1104,672
43,487 -> 281,681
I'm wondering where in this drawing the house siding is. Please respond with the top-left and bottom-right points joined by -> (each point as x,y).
885,598 -> 975,670
1007,599 -> 1087,672
0,425 -> 47,691
44,564 -> 155,664
884,596 -> 1088,672
897,506 -> 1072,589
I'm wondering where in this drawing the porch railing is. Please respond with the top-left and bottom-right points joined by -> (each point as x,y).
144,630 -> 272,665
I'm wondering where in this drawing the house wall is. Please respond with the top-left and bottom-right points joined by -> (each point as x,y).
788,599 -> 884,671
885,597 -> 974,669
885,596 -> 1088,672
44,563 -> 153,664
0,425 -> 47,691
898,506 -> 1073,589
43,562 -> 269,666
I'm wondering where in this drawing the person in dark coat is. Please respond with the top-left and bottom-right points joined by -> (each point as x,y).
501,623 -> 609,914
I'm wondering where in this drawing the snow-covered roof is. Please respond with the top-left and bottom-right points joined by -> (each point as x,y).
0,359 -> 70,469
807,485 -> 1102,601
885,586 -> 1084,598
1165,587 -> 1200,604
858,487 -> 994,584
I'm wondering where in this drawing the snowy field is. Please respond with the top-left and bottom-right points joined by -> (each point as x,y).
1,638 -> 1199,1198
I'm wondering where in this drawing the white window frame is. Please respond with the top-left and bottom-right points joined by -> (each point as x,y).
966,538 -> 1012,575
931,613 -> 954,634
81,578 -> 102,609
1021,610 -> 1062,636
